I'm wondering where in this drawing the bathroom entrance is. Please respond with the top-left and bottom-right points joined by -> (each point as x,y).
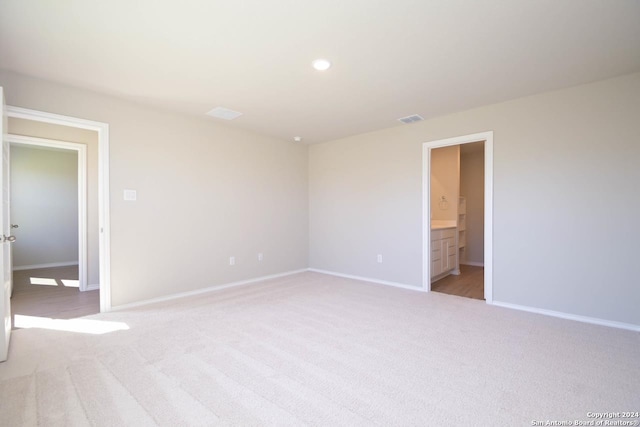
430,141 -> 485,299
422,131 -> 493,302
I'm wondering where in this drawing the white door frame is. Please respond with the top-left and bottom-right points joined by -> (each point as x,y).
422,131 -> 494,303
6,134 -> 89,291
6,106 -> 112,312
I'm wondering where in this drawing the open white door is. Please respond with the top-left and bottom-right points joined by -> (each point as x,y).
0,86 -> 13,362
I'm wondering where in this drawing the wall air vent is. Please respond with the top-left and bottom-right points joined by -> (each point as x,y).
397,114 -> 424,124
206,107 -> 243,120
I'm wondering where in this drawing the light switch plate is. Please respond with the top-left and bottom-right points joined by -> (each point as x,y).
123,189 -> 137,201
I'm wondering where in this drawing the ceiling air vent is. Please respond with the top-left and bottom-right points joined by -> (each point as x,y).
397,114 -> 424,124
206,107 -> 243,120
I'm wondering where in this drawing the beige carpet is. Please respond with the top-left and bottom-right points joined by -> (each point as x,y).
0,272 -> 638,426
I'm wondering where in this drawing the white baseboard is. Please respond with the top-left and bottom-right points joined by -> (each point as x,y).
85,284 -> 100,291
460,261 -> 484,267
308,268 -> 424,292
13,261 -> 79,271
491,300 -> 640,332
111,269 -> 308,311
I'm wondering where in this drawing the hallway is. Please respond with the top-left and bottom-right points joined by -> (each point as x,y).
11,265 -> 99,328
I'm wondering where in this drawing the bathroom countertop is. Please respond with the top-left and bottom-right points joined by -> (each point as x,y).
431,220 -> 457,230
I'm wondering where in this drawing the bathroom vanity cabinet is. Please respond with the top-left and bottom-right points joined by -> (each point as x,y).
431,227 -> 457,279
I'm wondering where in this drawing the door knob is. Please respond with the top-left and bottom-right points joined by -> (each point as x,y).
10,224 -> 18,229
3,235 -> 16,243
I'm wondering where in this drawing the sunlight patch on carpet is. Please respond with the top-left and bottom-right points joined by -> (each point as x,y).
14,315 -> 129,335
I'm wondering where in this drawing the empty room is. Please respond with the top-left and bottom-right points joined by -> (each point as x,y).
0,1 -> 639,426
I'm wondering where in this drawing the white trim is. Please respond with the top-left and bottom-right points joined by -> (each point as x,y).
7,106 -> 111,312
7,134 -> 88,290
422,131 -> 493,303
491,300 -> 640,332
7,106 -> 106,132
308,268 -> 423,292
460,261 -> 484,267
111,269 -> 308,311
7,134 -> 86,151
422,145 -> 429,291
13,261 -> 79,271
484,135 -> 494,303
86,284 -> 100,291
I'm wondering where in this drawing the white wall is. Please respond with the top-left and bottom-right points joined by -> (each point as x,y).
0,70 -> 308,307
309,72 -> 640,326
460,143 -> 484,265
430,145 -> 459,221
9,117 -> 100,286
3,69 -> 638,327
10,145 -> 78,268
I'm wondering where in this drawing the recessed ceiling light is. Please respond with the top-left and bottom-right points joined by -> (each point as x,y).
312,59 -> 331,71
293,136 -> 302,142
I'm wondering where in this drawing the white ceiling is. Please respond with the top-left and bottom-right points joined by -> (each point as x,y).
1,1 -> 639,144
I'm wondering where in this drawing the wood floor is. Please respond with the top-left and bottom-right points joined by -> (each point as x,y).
431,264 -> 484,300
10,265 -> 99,328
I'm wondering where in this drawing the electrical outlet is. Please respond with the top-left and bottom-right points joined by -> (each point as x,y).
377,254 -> 383,263
258,253 -> 263,262
229,256 -> 235,266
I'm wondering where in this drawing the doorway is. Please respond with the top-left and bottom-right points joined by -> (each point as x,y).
6,106 -> 111,313
430,141 -> 485,299
7,136 -> 99,322
422,131 -> 493,303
